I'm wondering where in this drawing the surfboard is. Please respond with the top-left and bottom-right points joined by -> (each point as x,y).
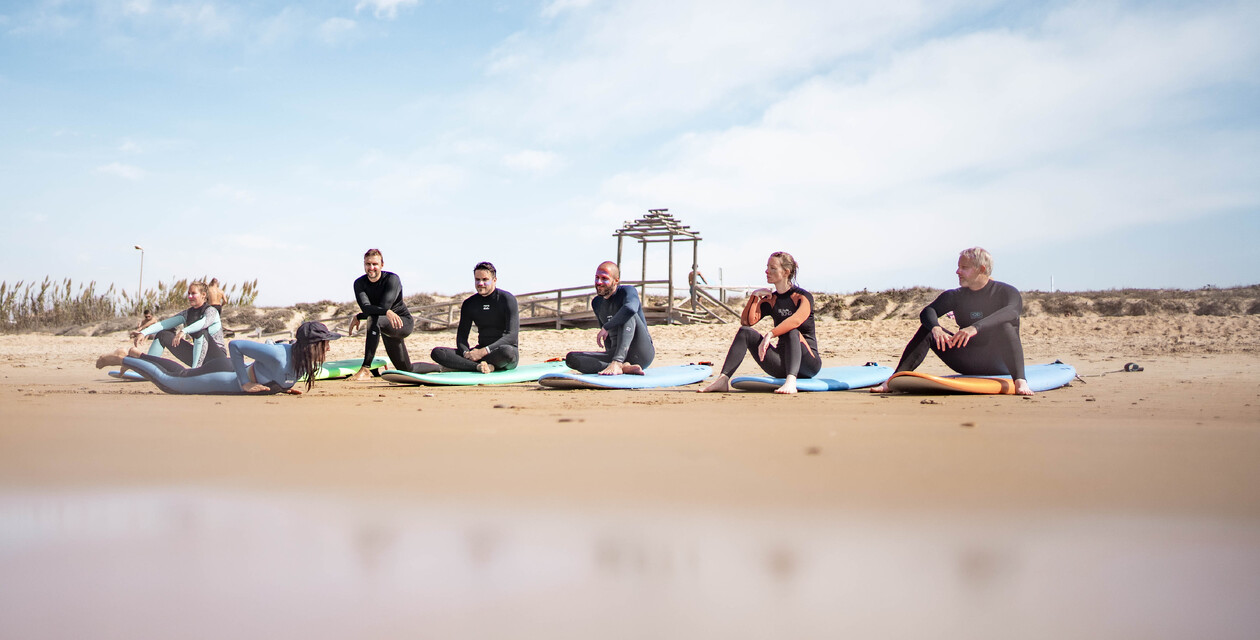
538,364 -> 712,390
108,369 -> 146,381
315,357 -> 388,380
730,363 -> 893,392
380,361 -> 569,386
885,361 -> 1077,394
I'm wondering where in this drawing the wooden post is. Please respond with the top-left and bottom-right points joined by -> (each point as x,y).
555,290 -> 562,329
616,233 -> 623,270
640,240 -> 647,302
667,233 -> 674,324
691,238 -> 699,312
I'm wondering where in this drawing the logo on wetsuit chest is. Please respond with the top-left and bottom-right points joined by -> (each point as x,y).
970,311 -> 984,320
775,308 -> 793,318
482,304 -> 491,311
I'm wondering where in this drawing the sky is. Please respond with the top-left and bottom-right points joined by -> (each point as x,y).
2,0 -> 1258,306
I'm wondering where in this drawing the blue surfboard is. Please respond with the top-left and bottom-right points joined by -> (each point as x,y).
108,369 -> 146,382
886,361 -> 1077,394
538,364 -> 712,390
730,363 -> 893,392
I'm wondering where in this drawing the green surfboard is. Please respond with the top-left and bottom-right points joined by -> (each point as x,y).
314,357 -> 388,380
380,361 -> 568,386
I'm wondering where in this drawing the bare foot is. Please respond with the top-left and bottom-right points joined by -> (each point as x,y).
284,387 -> 304,395
774,376 -> 798,395
698,374 -> 731,393
598,361 -> 625,376
620,364 -> 645,375
348,367 -> 374,382
476,361 -> 493,374
869,382 -> 890,393
241,382 -> 271,393
95,348 -> 129,369
1014,379 -> 1033,396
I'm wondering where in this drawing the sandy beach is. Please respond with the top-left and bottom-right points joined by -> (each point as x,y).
3,314 -> 1260,639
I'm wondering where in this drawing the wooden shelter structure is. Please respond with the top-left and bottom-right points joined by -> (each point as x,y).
614,209 -> 698,319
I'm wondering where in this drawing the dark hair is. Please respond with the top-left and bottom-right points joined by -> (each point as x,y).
770,251 -> 799,284
364,248 -> 383,261
474,261 -> 497,277
293,336 -> 329,393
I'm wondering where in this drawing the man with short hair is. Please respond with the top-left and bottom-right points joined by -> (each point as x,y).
564,261 -> 655,375
349,248 -> 413,381
870,247 -> 1033,395
431,262 -> 520,374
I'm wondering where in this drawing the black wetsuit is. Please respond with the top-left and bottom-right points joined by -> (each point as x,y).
354,271 -> 413,371
892,279 -> 1026,380
431,289 -> 520,372
719,286 -> 822,379
565,285 -> 655,374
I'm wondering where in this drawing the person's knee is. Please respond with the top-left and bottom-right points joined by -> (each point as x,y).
156,329 -> 177,348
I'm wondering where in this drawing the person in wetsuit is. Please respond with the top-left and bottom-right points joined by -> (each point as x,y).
125,281 -> 228,370
348,248 -> 414,380
869,246 -> 1032,396
430,261 -> 520,374
564,261 -> 655,375
96,321 -> 338,395
699,251 -> 821,395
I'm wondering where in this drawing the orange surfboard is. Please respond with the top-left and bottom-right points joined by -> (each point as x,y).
884,362 -> 1077,395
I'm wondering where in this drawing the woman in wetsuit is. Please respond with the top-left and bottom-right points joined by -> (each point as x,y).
698,251 -> 822,395
126,281 -> 228,370
95,321 -> 338,395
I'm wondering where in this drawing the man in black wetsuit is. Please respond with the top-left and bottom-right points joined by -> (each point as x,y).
349,248 -> 413,381
564,261 -> 655,375
871,247 -> 1033,396
430,262 -> 520,374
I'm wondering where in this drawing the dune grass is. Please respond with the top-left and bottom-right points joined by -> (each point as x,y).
1,277 -> 259,333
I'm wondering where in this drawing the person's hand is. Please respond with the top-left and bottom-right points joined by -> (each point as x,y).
596,328 -> 609,348
130,331 -> 144,347
947,326 -> 977,349
466,347 -> 488,362
348,317 -> 360,335
931,326 -> 952,351
385,309 -> 403,330
751,288 -> 772,299
758,331 -> 774,360
599,361 -> 624,376
172,329 -> 185,346
241,382 -> 270,393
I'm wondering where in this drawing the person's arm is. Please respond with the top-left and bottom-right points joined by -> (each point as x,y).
600,287 -> 641,332
181,306 -> 217,334
455,298 -> 475,354
740,294 -> 765,326
355,274 -> 402,317
483,293 -> 519,353
139,313 -> 185,337
969,284 -> 1022,333
920,290 -> 955,329
768,292 -> 813,337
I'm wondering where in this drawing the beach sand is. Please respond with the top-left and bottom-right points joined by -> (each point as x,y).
2,315 -> 1259,639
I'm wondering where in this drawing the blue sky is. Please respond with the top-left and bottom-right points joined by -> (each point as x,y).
2,0 -> 1257,306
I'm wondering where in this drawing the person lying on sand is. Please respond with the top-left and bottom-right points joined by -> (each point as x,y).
431,261 -> 520,374
869,246 -> 1033,396
699,251 -> 821,395
96,321 -> 338,395
563,261 -> 654,376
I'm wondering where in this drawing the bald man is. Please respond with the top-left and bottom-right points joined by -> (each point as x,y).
563,261 -> 655,375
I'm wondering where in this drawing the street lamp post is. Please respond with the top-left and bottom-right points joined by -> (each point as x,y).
134,245 -> 144,307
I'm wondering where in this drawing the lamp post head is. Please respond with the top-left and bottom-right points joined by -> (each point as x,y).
134,245 -> 143,251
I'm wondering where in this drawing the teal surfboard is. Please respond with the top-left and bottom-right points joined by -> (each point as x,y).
886,361 -> 1077,394
730,363 -> 893,392
380,361 -> 569,386
538,364 -> 712,390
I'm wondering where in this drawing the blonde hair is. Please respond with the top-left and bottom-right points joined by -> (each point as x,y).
770,251 -> 798,284
959,247 -> 993,275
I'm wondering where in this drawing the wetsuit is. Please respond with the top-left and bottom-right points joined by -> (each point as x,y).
719,286 -> 822,379
431,289 -> 520,372
354,271 -> 413,371
564,285 -> 655,374
121,340 -> 294,395
891,279 -> 1026,380
138,305 -> 227,368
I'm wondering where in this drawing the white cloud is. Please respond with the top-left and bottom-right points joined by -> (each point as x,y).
124,0 -> 153,16
541,0 -> 593,19
318,16 -> 356,43
502,149 -> 562,174
119,139 -> 141,153
95,162 -> 147,180
206,183 -> 255,204
354,0 -> 419,20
